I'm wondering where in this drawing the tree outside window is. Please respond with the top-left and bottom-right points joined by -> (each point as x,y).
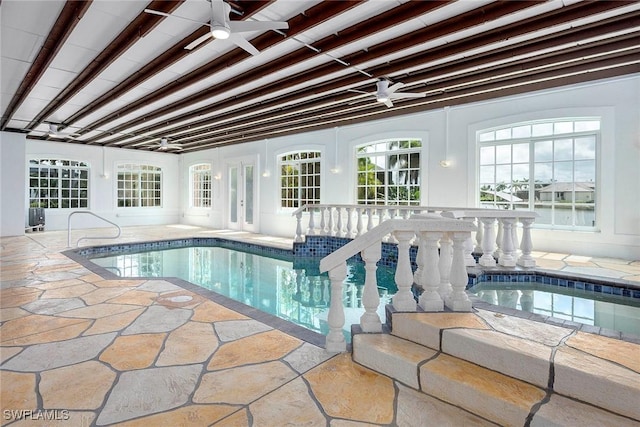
356,139 -> 421,205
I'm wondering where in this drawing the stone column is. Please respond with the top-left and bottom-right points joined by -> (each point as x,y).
326,263 -> 347,352
418,231 -> 444,312
360,243 -> 382,332
392,230 -> 417,311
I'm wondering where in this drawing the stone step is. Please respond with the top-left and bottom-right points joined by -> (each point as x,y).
353,332 -> 640,427
376,308 -> 640,422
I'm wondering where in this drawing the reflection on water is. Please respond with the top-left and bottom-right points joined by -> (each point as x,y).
470,283 -> 640,336
90,246 -> 397,338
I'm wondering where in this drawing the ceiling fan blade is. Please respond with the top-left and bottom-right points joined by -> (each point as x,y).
211,0 -> 230,26
185,32 -> 214,50
229,20 -> 289,34
383,99 -> 394,108
391,92 -> 425,99
387,82 -> 405,94
347,89 -> 372,95
228,33 -> 260,56
144,9 -> 209,27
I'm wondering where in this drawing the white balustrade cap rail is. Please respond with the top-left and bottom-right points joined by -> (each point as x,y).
319,216 -> 476,274
441,210 -> 539,219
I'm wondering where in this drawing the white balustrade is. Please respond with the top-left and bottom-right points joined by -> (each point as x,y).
319,216 -> 475,352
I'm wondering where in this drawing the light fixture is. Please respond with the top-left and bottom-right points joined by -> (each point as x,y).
330,127 -> 340,173
439,160 -> 451,168
211,25 -> 230,40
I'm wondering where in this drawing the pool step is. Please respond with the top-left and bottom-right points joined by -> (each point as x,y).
352,309 -> 640,425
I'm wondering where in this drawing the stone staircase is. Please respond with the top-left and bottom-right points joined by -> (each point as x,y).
352,307 -> 640,426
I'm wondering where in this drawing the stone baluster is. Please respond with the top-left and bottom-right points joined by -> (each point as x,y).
328,207 -> 335,236
418,231 -> 444,311
494,219 -> 503,259
366,208 -> 374,232
295,211 -> 304,242
517,217 -> 536,267
463,217 -> 476,266
498,218 -> 516,267
346,207 -> 354,238
326,262 -> 347,352
320,207 -> 328,235
512,222 -> 520,259
360,243 -> 382,332
438,233 -> 453,301
307,208 -> 316,236
446,231 -> 473,311
474,217 -> 484,253
478,217 -> 497,267
392,230 -> 417,311
356,207 -> 364,237
336,207 -> 344,237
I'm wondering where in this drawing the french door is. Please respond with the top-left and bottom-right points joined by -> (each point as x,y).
228,159 -> 257,232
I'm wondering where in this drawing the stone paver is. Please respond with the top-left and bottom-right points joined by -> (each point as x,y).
249,377 -> 327,425
21,297 -> 86,315
39,361 -> 116,409
213,319 -> 272,342
122,305 -> 191,335
100,333 -> 166,370
97,364 -> 202,425
2,332 -> 116,371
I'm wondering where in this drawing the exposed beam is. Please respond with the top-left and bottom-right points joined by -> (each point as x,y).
24,0 -> 184,131
0,0 -> 92,130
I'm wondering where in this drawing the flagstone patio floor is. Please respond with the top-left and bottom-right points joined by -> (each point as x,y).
1,225 -> 639,426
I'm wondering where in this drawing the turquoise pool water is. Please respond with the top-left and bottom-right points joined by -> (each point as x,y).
469,282 -> 640,336
89,245 -> 397,339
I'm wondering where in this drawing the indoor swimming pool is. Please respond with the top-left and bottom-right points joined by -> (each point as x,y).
87,243 -> 396,340
79,238 -> 640,339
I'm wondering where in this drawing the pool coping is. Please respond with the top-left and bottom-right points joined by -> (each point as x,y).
63,237 -> 640,345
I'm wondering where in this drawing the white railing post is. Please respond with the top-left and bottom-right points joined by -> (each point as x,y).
326,263 -> 347,352
366,208 -> 374,232
446,231 -> 473,311
346,207 -> 354,238
478,217 -> 497,267
336,207 -> 344,237
418,231 -> 444,311
517,217 -> 536,267
320,207 -> 328,235
494,219 -> 503,259
498,218 -> 516,267
438,233 -> 453,301
463,217 -> 476,266
328,207 -> 335,236
308,208 -> 316,236
360,243 -> 382,332
295,211 -> 304,242
474,217 -> 483,253
356,207 -> 364,237
392,230 -> 417,311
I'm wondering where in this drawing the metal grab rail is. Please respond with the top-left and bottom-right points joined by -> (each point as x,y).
67,211 -> 121,247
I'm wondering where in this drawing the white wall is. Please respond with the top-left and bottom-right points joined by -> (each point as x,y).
0,132 -> 26,236
0,137 -> 181,234
180,75 -> 640,260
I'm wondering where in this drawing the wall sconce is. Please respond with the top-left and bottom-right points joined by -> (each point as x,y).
262,170 -> 271,178
100,173 -> 109,179
213,172 -> 221,180
439,160 -> 451,168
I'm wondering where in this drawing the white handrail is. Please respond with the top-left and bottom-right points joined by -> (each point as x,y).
67,211 -> 121,247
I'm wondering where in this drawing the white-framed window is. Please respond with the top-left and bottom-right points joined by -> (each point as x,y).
279,151 -> 321,208
356,139 -> 422,205
28,159 -> 90,208
478,118 -> 599,229
117,164 -> 162,207
190,163 -> 212,208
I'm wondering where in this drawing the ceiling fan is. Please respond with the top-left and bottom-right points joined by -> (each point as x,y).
47,123 -> 80,139
144,0 -> 289,56
151,138 -> 183,151
349,79 -> 426,108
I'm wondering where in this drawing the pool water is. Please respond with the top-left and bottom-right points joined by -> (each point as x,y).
469,282 -> 640,336
89,246 -> 397,339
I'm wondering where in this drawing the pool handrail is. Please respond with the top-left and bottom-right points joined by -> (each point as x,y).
67,211 -> 121,248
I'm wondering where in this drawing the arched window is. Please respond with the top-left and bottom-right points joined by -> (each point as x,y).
189,163 -> 212,208
117,164 -> 162,207
355,139 -> 422,205
28,159 -> 90,208
279,151 -> 321,208
478,118 -> 599,229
